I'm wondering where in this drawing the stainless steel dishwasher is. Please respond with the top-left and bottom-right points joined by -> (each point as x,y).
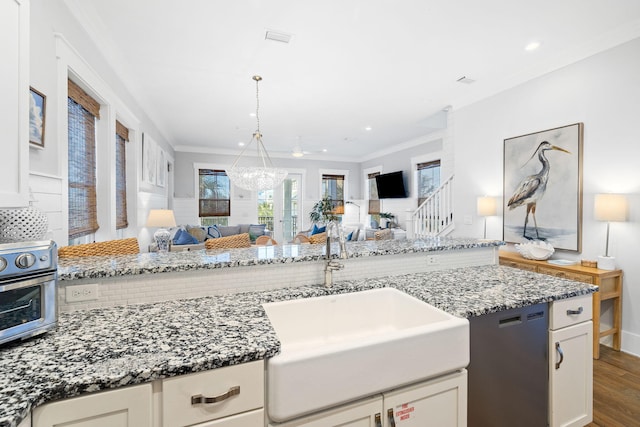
468,303 -> 549,427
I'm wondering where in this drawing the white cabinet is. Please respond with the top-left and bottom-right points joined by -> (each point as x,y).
549,295 -> 593,427
0,0 -> 30,207
162,360 -> 264,427
268,370 -> 467,427
32,383 -> 152,427
30,361 -> 265,427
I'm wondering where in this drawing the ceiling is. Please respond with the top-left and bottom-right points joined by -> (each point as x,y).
66,0 -> 640,160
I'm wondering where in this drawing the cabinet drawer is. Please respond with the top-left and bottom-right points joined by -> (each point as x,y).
162,360 -> 264,427
193,408 -> 263,426
550,295 -> 592,330
537,267 -> 594,284
499,259 -> 538,272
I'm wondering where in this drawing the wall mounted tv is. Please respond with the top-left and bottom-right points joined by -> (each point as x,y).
375,171 -> 407,199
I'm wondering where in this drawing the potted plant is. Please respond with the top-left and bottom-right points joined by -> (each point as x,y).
309,197 -> 339,224
379,212 -> 396,228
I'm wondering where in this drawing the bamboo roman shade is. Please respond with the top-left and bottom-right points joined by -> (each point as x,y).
68,79 -> 100,239
115,120 -> 129,230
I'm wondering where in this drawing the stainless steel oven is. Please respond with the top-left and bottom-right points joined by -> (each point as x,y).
0,240 -> 58,345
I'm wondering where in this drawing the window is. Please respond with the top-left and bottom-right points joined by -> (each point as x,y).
115,121 -> 128,230
417,160 -> 441,206
322,174 -> 345,213
199,169 -> 230,225
68,79 -> 100,241
257,189 -> 274,231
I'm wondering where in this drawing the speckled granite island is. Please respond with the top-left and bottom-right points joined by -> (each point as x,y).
0,239 -> 597,426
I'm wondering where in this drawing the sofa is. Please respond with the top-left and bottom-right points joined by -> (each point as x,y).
168,223 -> 271,251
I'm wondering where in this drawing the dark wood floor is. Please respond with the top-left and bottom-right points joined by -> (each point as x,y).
587,345 -> 640,427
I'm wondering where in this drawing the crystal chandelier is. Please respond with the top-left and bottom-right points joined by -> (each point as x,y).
226,75 -> 288,191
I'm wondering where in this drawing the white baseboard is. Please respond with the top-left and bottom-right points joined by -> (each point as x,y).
621,330 -> 640,357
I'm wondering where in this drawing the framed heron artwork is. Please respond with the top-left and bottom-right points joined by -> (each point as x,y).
503,123 -> 583,252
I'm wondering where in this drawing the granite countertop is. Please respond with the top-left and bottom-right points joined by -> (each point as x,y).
0,264 -> 597,427
57,237 -> 503,281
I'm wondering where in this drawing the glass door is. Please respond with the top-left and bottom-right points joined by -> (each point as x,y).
273,173 -> 302,243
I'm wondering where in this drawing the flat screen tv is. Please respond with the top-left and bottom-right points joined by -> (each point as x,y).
375,171 -> 407,199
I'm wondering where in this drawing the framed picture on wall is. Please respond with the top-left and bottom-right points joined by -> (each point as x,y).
503,122 -> 583,252
29,87 -> 46,148
142,133 -> 157,185
157,147 -> 166,187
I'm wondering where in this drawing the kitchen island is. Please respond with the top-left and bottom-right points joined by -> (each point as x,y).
0,261 -> 596,427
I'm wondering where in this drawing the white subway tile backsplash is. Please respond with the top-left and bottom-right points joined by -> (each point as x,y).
57,247 -> 496,312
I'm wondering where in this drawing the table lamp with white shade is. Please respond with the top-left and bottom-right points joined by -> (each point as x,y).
146,209 -> 177,252
477,196 -> 497,239
594,194 -> 627,270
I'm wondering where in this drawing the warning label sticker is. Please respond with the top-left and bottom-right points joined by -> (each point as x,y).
395,402 -> 416,423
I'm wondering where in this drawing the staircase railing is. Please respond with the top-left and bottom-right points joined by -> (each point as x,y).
413,175 -> 455,239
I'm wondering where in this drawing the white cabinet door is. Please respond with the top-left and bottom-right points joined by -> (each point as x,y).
267,395 -> 383,427
383,370 -> 467,427
32,383 -> 152,427
549,321 -> 593,427
0,0 -> 29,207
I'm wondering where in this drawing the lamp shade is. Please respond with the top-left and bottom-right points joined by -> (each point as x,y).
594,194 -> 628,222
146,209 -> 177,228
477,196 -> 497,217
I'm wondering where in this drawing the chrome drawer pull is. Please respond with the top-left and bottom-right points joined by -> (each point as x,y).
388,408 -> 396,427
0,298 -> 33,315
555,342 -> 564,369
566,306 -> 583,315
191,386 -> 240,405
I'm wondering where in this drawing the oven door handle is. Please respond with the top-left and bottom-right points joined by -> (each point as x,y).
0,272 -> 56,292
0,298 -> 33,315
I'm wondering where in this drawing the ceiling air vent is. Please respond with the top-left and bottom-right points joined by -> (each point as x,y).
457,76 -> 476,84
265,30 -> 292,44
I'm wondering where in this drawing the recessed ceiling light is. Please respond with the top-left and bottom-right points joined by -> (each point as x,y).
365,126 -> 372,131
525,41 -> 541,51
249,113 -> 256,117
291,151 -> 304,158
238,142 -> 245,147
322,148 -> 328,153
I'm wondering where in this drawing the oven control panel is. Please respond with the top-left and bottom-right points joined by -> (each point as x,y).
0,241 -> 57,278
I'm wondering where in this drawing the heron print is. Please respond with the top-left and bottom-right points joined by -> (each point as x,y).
503,123 -> 583,251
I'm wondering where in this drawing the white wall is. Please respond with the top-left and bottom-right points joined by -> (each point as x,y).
451,37 -> 640,356
28,0 -> 173,246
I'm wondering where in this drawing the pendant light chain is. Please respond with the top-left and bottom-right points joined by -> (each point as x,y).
253,75 -> 262,136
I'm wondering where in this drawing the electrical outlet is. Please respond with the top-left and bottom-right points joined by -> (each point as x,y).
66,284 -> 99,302
426,255 -> 440,265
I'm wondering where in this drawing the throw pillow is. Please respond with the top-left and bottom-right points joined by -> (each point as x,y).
217,225 -> 241,237
346,231 -> 353,241
173,229 -> 198,245
206,225 -> 222,239
248,224 -> 266,242
186,225 -> 207,243
311,224 -> 326,235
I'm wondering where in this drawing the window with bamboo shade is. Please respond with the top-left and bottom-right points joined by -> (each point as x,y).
68,79 -> 100,240
417,160 -> 441,206
115,120 -> 129,230
199,169 -> 231,218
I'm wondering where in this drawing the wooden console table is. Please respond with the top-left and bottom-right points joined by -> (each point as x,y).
499,251 -> 623,359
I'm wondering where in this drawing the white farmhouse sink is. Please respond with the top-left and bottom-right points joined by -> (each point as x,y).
264,287 -> 469,422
